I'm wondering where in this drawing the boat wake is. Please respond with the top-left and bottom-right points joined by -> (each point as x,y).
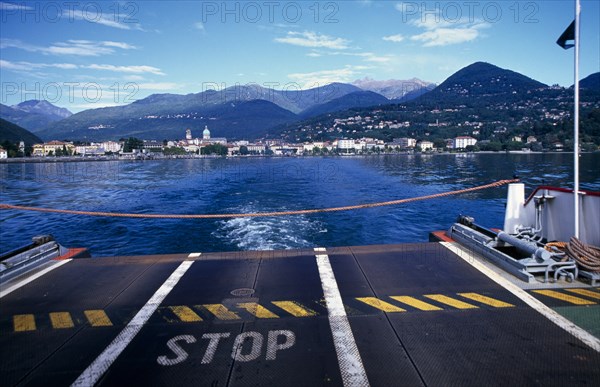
213,204 -> 327,251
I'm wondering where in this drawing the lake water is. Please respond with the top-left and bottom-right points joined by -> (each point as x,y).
1,153 -> 599,257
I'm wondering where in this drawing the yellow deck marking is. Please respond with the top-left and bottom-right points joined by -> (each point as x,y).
356,297 -> 406,312
272,301 -> 317,317
50,312 -> 75,329
533,290 -> 596,305
169,306 -> 203,322
202,304 -> 241,320
424,294 -> 478,309
390,296 -> 443,311
237,303 -> 279,318
14,314 -> 36,332
84,310 -> 113,327
565,288 -> 600,300
458,293 -> 514,308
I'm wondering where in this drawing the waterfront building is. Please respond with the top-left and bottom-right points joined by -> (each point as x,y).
143,140 -> 163,151
102,141 -> 122,153
32,141 -> 75,156
337,139 -> 356,152
452,136 -> 477,149
392,138 -> 417,148
75,144 -> 102,156
418,140 -> 435,151
0,147 -> 7,159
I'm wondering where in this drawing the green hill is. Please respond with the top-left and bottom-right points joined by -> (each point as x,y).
0,118 -> 43,145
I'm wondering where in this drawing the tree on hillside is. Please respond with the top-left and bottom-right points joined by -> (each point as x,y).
123,138 -> 144,152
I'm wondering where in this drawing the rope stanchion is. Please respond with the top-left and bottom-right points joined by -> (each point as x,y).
0,179 -> 519,220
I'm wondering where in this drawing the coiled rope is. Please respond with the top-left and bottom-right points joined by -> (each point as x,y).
0,178 -> 519,219
567,237 -> 600,273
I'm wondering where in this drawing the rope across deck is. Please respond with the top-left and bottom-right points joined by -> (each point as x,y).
0,179 -> 519,219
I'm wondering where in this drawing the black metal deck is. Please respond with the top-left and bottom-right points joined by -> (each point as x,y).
1,243 -> 599,386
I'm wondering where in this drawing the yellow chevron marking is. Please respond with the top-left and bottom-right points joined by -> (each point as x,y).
202,304 -> 241,320
237,303 -> 279,318
565,288 -> 600,300
457,293 -> 514,308
272,301 -> 317,317
49,312 -> 74,329
169,306 -> 203,322
356,297 -> 406,312
84,310 -> 113,327
14,314 -> 36,332
390,296 -> 443,311
533,290 -> 596,305
424,294 -> 478,309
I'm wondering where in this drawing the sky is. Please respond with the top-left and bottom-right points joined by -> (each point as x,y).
1,0 -> 599,112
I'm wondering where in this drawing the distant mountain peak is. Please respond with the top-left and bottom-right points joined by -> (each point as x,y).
352,77 -> 436,100
12,100 -> 72,119
429,61 -> 547,98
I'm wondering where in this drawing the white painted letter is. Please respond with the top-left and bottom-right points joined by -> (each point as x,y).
266,330 -> 296,360
157,335 -> 196,366
231,331 -> 263,362
201,332 -> 231,364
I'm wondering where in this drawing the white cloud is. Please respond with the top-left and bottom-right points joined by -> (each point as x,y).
275,31 -> 350,50
0,2 -> 33,10
193,22 -> 205,31
0,59 -> 78,71
102,41 -> 137,50
410,27 -> 480,47
362,54 -> 392,63
62,8 -> 143,31
382,34 -> 405,43
287,66 -> 367,88
0,38 -> 137,56
86,64 -> 165,75
394,5 -> 490,47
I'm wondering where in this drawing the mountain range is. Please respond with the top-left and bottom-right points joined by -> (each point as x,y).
1,62 -> 598,143
352,77 -> 436,101
0,100 -> 72,134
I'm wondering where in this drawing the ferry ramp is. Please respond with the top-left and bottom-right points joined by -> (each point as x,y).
1,242 -> 599,386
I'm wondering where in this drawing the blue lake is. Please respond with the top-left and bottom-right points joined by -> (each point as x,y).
1,153 -> 599,256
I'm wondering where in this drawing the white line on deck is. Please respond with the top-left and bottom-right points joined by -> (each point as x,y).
441,242 -> 600,353
314,248 -> 370,387
188,252 -> 201,258
0,259 -> 72,299
71,260 -> 194,386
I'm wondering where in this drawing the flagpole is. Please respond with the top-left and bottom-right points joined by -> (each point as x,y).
574,0 -> 580,239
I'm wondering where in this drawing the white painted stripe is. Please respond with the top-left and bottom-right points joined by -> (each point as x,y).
188,252 -> 201,258
0,259 -> 72,299
314,248 -> 370,387
440,242 -> 600,353
72,260 -> 194,386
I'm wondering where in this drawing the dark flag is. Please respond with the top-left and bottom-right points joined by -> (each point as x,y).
557,20 -> 575,49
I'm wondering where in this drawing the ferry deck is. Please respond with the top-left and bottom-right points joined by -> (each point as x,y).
1,240 -> 599,386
